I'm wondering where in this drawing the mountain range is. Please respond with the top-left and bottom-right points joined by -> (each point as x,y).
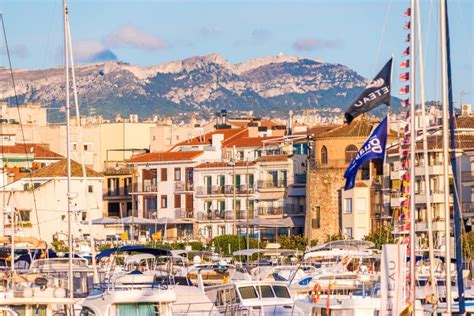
0,53 -> 395,120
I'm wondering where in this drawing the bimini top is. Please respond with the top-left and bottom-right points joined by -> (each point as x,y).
303,249 -> 372,260
307,240 -> 375,252
233,249 -> 303,257
170,249 -> 217,258
97,245 -> 171,259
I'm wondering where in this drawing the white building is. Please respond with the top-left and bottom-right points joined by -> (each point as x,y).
0,160 -> 104,243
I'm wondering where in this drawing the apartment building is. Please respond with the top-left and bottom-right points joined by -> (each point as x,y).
0,160 -> 104,243
386,114 -> 474,249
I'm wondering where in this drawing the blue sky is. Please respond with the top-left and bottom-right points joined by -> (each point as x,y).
1,0 -> 472,104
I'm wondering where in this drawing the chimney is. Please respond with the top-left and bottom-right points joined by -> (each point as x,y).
211,133 -> 224,151
248,125 -> 259,138
288,110 -> 293,135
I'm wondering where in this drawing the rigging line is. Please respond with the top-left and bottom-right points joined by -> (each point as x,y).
0,14 -> 42,239
372,0 -> 392,74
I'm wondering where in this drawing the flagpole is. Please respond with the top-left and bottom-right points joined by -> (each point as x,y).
408,0 -> 417,311
415,0 -> 437,311
440,0 -> 452,312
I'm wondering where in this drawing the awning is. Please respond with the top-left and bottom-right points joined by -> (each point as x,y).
155,217 -> 194,225
287,187 -> 305,197
91,217 -> 120,225
257,192 -> 285,200
238,217 -> 294,227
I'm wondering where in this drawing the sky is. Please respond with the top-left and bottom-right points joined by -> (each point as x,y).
0,0 -> 472,104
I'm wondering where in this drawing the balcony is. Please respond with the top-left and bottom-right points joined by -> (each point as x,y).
462,172 -> 474,185
197,210 -> 234,221
104,185 -> 133,199
414,191 -> 446,204
196,185 -> 256,196
174,182 -> 193,192
257,206 -> 284,216
257,180 -> 287,190
463,202 -> 474,216
129,183 -> 158,195
175,208 -> 194,219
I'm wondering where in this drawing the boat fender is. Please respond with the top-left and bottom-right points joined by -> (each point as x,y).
311,284 -> 322,304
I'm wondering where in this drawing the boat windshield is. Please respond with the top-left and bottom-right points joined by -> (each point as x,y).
239,286 -> 258,299
273,285 -> 291,298
80,307 -> 96,316
258,285 -> 275,298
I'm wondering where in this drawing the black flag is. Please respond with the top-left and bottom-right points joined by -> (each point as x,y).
344,58 -> 392,124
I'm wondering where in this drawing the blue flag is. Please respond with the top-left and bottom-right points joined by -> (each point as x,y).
343,117 -> 388,190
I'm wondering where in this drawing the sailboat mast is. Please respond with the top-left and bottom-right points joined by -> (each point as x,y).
415,0 -> 437,311
440,0 -> 452,312
408,0 -> 416,310
63,0 -> 74,300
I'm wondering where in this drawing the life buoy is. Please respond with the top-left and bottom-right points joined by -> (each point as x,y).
311,283 -> 322,304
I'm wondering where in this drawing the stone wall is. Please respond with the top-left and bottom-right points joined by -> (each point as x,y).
306,167 -> 346,242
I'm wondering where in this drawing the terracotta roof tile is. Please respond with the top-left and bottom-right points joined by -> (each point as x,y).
256,155 -> 289,162
128,150 -> 203,163
0,143 -> 63,159
195,161 -> 256,169
31,160 -> 102,178
455,115 -> 474,129
319,119 -> 375,138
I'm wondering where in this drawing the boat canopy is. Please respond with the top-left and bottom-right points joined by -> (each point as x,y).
307,240 -> 375,252
97,245 -> 171,259
170,249 -> 216,257
233,248 -> 303,257
303,249 -> 372,260
124,253 -> 156,264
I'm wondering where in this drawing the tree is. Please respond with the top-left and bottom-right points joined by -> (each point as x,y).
277,235 -> 308,251
363,224 -> 394,249
211,235 -> 264,256
462,231 -> 474,259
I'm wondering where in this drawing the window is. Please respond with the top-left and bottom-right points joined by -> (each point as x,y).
345,145 -> 358,163
82,212 -> 87,221
174,195 -> 181,208
161,168 -> 168,181
205,201 -> 212,212
80,307 -> 96,316
312,206 -> 321,229
239,286 -> 258,299
72,143 -> 77,151
88,185 -> 93,193
258,286 -> 275,298
108,202 -> 120,217
344,198 -> 352,214
161,195 -> 168,208
321,146 -> 328,164
19,210 -> 31,223
273,286 -> 291,298
345,227 -> 353,238
84,144 -> 89,151
238,151 -> 244,160
174,168 -> 181,181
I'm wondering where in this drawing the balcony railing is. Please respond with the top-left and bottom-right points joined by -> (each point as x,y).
175,208 -> 194,219
104,185 -> 133,197
462,172 -> 474,183
257,180 -> 286,189
196,185 -> 256,196
197,210 -> 234,221
258,206 -> 284,216
174,182 -> 194,192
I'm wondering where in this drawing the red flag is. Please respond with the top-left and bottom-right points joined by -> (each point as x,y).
404,8 -> 411,17
400,60 -> 410,68
405,34 -> 411,42
403,47 -> 410,56
400,85 -> 409,94
400,98 -> 409,107
400,72 -> 409,81
404,22 -> 411,30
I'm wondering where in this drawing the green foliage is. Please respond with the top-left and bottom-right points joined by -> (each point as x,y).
51,240 -> 69,252
363,224 -> 394,250
277,235 -> 308,251
310,239 -> 319,246
462,231 -> 474,259
324,232 -> 345,243
211,235 -> 264,256
97,244 -> 114,252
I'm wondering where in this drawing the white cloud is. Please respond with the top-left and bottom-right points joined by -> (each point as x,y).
293,37 -> 339,52
104,24 -> 167,51
72,40 -> 117,63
